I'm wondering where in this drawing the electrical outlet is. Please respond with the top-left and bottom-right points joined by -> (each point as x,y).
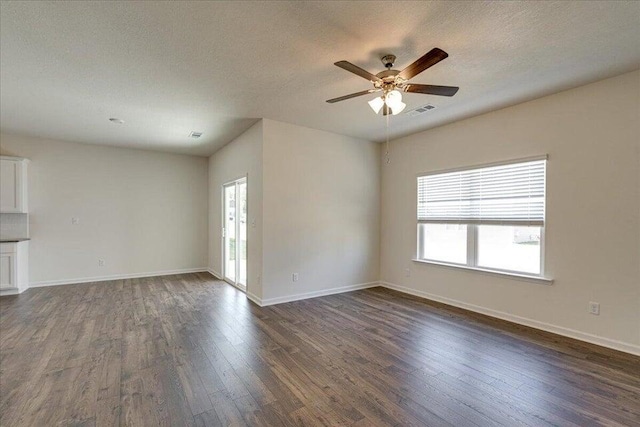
405,268 -> 411,277
292,273 -> 299,282
98,259 -> 105,267
71,217 -> 80,225
589,301 -> 600,315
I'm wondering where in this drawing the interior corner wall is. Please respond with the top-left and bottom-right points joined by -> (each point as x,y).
208,120 -> 264,300
380,70 -> 640,353
261,119 -> 381,304
0,133 -> 209,285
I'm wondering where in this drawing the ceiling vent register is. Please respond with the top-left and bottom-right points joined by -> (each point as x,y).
406,104 -> 436,117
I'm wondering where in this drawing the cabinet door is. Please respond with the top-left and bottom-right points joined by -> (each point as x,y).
0,253 -> 16,290
0,159 -> 24,213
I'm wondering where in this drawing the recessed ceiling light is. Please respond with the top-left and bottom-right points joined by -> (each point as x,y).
109,118 -> 125,124
189,131 -> 203,138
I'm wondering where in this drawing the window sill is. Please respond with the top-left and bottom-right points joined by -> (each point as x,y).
412,259 -> 554,285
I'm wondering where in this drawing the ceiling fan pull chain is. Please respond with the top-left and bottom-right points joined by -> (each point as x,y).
385,112 -> 390,164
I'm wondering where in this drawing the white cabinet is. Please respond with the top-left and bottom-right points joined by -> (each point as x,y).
0,250 -> 15,289
0,157 -> 28,213
0,242 -> 28,295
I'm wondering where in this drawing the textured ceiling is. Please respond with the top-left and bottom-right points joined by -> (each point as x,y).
1,1 -> 639,156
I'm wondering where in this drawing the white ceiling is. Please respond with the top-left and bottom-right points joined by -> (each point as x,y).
1,1 -> 639,156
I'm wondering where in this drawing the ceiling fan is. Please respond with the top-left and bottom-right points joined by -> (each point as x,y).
326,48 -> 459,115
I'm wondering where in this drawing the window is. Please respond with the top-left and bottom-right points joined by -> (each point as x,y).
420,223 -> 467,264
417,157 -> 546,276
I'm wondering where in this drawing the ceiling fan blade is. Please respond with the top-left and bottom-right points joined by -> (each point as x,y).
326,89 -> 379,103
334,61 -> 382,83
398,48 -> 448,80
403,84 -> 459,97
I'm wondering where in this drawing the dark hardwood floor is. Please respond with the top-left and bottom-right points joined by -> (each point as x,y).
1,273 -> 639,426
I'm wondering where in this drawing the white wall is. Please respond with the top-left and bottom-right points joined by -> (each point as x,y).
208,121 -> 263,300
381,70 -> 640,353
0,133 -> 209,285
262,119 -> 380,303
207,119 -> 380,304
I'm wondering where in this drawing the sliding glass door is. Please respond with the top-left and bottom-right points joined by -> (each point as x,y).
223,177 -> 247,291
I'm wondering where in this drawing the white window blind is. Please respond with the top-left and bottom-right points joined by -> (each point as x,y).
417,158 -> 546,226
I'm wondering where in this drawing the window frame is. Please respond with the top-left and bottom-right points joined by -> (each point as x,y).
417,223 -> 545,276
415,156 -> 551,282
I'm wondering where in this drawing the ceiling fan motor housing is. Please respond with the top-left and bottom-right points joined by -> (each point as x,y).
381,54 -> 396,68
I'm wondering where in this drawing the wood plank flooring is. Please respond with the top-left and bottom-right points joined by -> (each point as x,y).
1,272 -> 639,426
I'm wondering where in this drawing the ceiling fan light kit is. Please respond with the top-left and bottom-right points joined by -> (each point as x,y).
368,97 -> 385,114
327,48 -> 459,115
368,89 -> 407,115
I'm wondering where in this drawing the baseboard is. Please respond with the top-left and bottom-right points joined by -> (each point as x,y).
24,269 -> 638,355
380,281 -> 640,356
207,268 -> 222,280
259,281 -> 379,307
0,287 -> 25,296
29,268 -> 210,288
246,291 -> 263,306
206,267 -> 261,305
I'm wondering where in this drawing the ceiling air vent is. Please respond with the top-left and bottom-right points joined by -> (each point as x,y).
406,104 -> 436,117
189,131 -> 203,138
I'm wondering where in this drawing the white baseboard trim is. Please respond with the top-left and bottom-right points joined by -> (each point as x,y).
29,268 -> 210,288
380,281 -> 640,356
207,269 -> 222,280
0,287 -> 25,296
24,269 -> 639,355
259,281 -> 379,307
246,291 -> 262,306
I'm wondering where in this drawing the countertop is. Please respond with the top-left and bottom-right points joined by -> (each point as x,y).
0,238 -> 30,243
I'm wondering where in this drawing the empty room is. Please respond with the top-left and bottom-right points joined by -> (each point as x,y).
1,1 -> 639,426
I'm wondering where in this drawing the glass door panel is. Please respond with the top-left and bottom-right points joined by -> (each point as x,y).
223,183 -> 236,283
222,177 -> 247,291
237,181 -> 247,289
